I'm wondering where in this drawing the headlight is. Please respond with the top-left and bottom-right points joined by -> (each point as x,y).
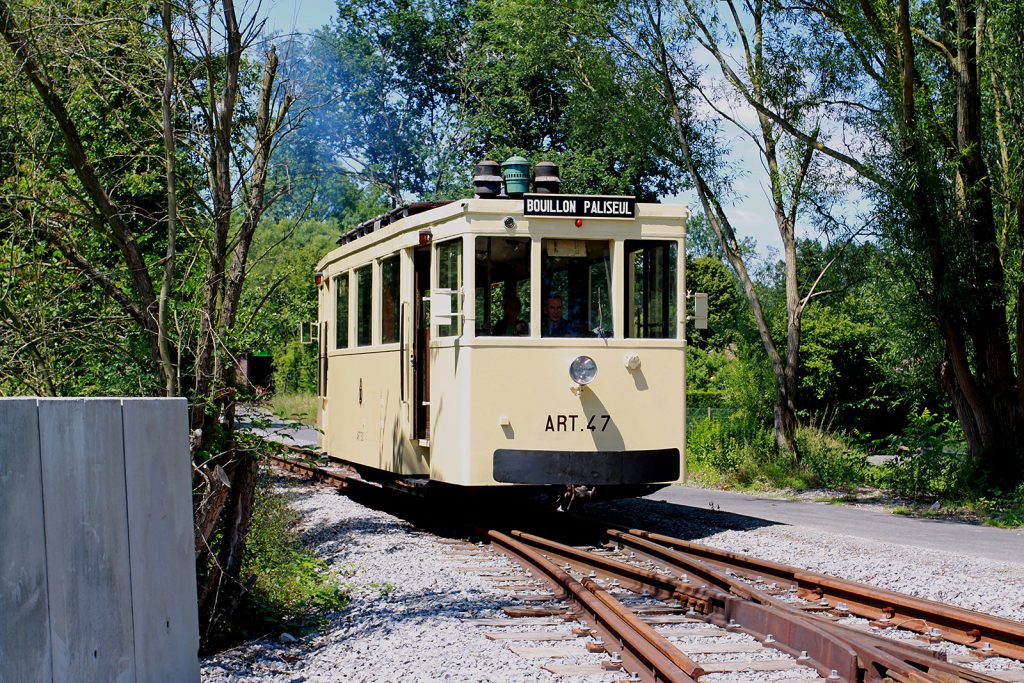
569,355 -> 598,385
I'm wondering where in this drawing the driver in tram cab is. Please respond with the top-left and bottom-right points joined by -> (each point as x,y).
543,292 -> 575,337
492,294 -> 528,336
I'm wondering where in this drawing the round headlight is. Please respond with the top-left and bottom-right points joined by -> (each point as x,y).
569,355 -> 598,385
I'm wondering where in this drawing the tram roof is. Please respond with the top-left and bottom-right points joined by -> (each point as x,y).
335,201 -> 455,246
318,197 -> 688,271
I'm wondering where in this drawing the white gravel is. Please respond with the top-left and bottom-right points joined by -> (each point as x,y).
202,479 -> 1024,682
202,478 -> 621,682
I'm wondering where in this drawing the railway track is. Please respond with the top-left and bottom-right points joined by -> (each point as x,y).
266,451 -> 1024,683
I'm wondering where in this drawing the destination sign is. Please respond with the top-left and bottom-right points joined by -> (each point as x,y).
524,194 -> 636,219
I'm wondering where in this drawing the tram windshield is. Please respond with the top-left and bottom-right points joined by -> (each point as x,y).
476,237 -> 531,336
542,239 -> 612,338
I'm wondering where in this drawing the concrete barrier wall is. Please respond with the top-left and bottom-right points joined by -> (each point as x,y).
0,398 -> 200,683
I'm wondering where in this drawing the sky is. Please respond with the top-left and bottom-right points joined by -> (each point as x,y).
258,0 -> 787,255
261,0 -> 336,36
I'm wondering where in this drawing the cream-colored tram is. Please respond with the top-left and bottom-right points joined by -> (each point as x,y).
315,173 -> 698,505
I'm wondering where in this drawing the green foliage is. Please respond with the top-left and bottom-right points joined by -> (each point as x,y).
463,0 -> 684,199
688,413 -> 871,491
875,410 -> 976,500
687,255 -> 743,350
796,295 -> 910,437
687,389 -> 726,408
204,473 -> 349,652
282,0 -> 472,202
273,342 -> 319,395
979,484 -> 1024,527
794,427 -> 868,490
269,392 -> 318,423
686,413 -> 776,481
368,581 -> 396,597
687,347 -> 740,411
281,0 -> 686,205
0,1 -> 173,397
236,218 -> 353,395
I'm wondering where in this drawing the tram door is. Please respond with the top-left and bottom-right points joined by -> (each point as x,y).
413,246 -> 430,441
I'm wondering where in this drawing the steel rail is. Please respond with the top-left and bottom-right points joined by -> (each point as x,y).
488,530 -> 697,683
509,530 -> 861,683
610,530 -> 1014,683
265,453 -> 395,497
261,452 -> 1021,682
266,453 -> 349,487
620,529 -> 1024,661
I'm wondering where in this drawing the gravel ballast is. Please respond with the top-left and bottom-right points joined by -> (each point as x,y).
202,480 -> 1024,682
591,497 -> 1024,622
202,479 -> 620,682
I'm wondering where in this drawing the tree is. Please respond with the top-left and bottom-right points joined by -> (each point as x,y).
734,0 -> 1024,486
590,0 -> 860,456
459,0 -> 684,199
283,0 -> 686,208
0,0 -> 297,634
284,0 -> 473,205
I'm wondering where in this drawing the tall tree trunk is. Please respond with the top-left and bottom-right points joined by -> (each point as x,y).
898,0 -> 1024,488
159,0 -> 179,397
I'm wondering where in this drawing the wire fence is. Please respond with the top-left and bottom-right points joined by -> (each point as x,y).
686,406 -> 738,426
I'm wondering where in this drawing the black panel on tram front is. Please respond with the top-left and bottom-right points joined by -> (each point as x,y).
492,448 -> 680,485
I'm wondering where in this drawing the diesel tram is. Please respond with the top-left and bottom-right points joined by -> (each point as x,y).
315,162 -> 700,504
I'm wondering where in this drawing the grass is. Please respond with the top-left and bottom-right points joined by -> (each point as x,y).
203,468 -> 349,652
269,391 -> 318,424
686,412 -> 1024,527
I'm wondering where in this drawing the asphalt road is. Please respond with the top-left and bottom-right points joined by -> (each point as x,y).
236,407 -> 320,450
649,485 -> 1024,563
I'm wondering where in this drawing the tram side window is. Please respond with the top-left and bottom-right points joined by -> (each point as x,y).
356,265 -> 372,346
541,239 -> 613,338
475,236 -> 530,336
625,240 -> 677,339
380,255 -> 400,344
335,272 -> 349,349
436,238 -> 462,337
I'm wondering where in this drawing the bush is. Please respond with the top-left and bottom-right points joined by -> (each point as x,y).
203,472 -> 348,652
876,410 -> 975,499
688,389 -> 727,408
688,413 -> 758,473
273,340 -> 318,395
795,426 -> 869,490
686,412 -> 797,487
688,413 -> 875,491
980,483 -> 1024,527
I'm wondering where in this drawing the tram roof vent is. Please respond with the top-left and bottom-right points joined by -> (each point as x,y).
502,155 -> 531,197
473,160 -> 503,198
533,160 -> 561,194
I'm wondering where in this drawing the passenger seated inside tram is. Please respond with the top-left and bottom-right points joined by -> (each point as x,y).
542,293 -> 577,337
492,295 -> 528,336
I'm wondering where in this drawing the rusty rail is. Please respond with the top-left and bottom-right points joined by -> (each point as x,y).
488,530 -> 698,682
266,453 -> 349,487
609,529 -> 1017,683
509,530 -> 860,683
261,451 -> 1022,683
619,529 -> 1024,661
